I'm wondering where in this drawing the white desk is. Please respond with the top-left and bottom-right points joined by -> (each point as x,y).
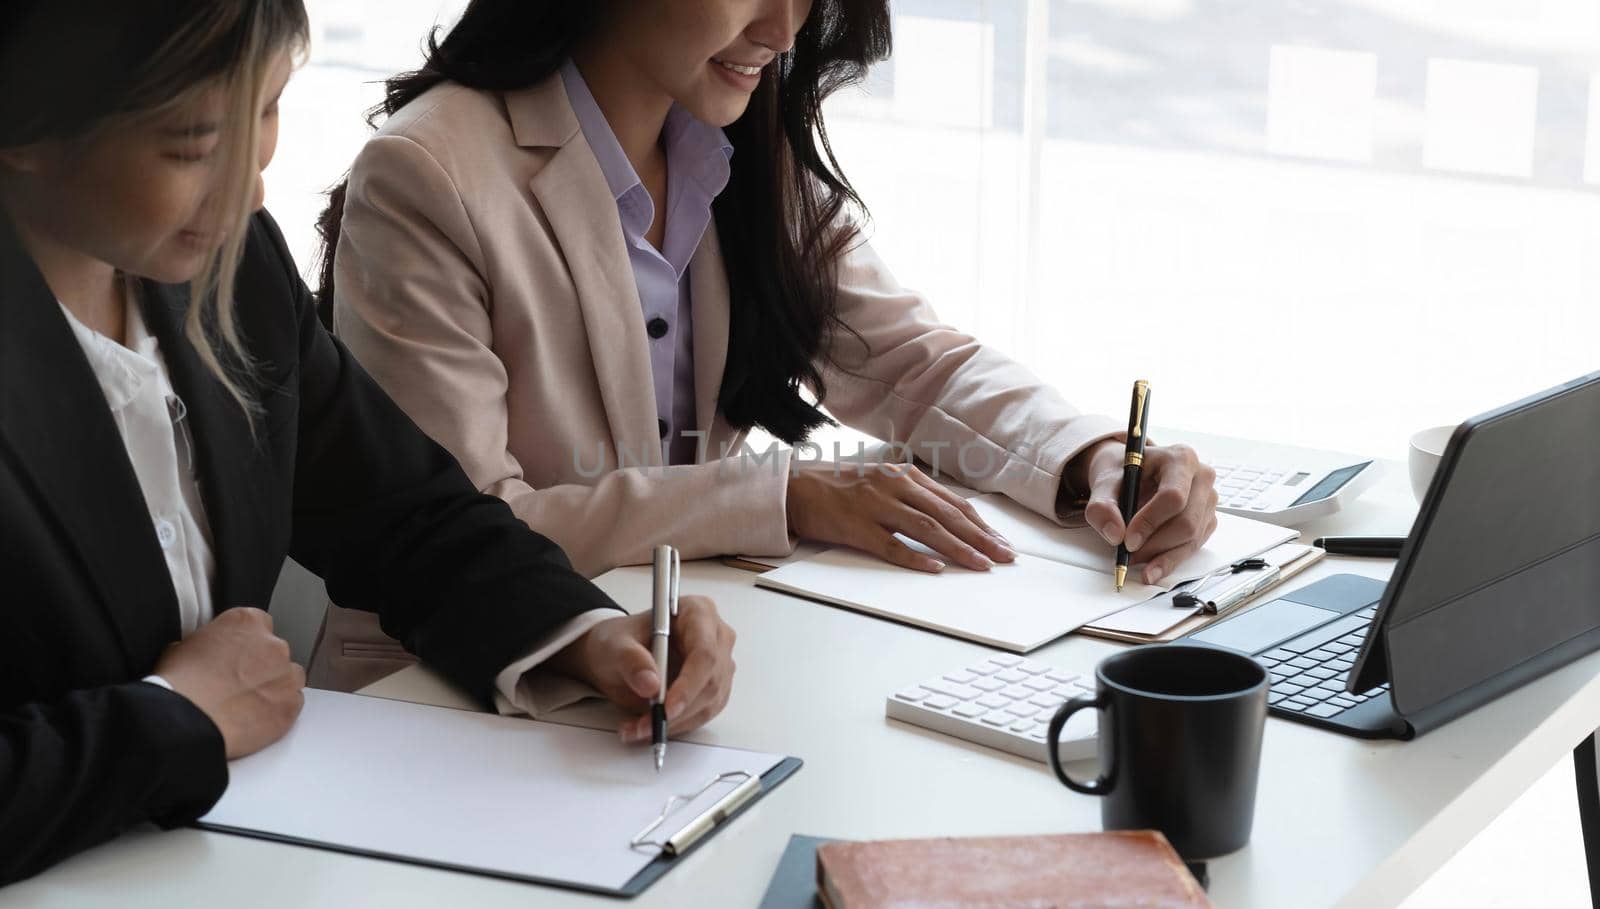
8,439 -> 1600,908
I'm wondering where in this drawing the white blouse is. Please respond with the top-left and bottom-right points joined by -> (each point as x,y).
63,295 -> 604,715
59,295 -> 216,636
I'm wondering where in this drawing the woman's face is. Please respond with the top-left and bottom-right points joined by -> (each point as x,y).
0,50 -> 292,284
607,0 -> 816,126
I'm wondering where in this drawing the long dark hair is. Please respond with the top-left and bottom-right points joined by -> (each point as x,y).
316,1 -> 891,443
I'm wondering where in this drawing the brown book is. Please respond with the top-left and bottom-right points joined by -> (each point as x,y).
815,830 -> 1212,909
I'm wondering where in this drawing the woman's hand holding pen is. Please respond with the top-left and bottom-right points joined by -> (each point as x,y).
1071,440 -> 1220,586
549,596 -> 736,743
786,462 -> 1017,573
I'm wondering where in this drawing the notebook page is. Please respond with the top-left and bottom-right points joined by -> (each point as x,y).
969,494 -> 1298,585
756,548 -> 1158,652
200,690 -> 786,892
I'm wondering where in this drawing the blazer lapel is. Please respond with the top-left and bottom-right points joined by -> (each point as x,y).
510,78 -> 661,468
137,281 -> 270,612
0,219 -> 180,667
688,222 -> 731,449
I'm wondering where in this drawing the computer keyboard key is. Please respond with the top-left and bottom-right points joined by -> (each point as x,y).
1306,667 -> 1338,681
1023,677 -> 1056,692
1307,703 -> 1343,718
953,703 -> 987,718
1044,670 -> 1079,684
1274,683 -> 1306,697
1269,669 -> 1293,683
1269,691 -> 1289,705
922,695 -> 958,710
1306,649 -> 1338,662
1263,648 -> 1296,662
1007,704 -> 1040,718
971,677 -> 1005,693
995,669 -> 1028,683
1286,696 -> 1318,709
973,661 -> 1007,675
1288,656 -> 1318,669
1329,696 -> 1358,709
981,711 -> 1012,726
1031,694 -> 1066,709
1002,685 -> 1035,700
921,679 -> 982,700
1009,720 -> 1034,733
976,694 -> 1009,709
943,670 -> 978,684
1016,661 -> 1051,675
895,687 -> 931,702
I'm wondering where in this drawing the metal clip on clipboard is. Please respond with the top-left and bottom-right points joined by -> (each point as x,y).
1171,557 -> 1282,616
629,770 -> 762,857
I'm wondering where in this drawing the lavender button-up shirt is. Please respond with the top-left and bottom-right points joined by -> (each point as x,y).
560,60 -> 733,466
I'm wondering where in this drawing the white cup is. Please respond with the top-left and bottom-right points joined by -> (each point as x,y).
1408,425 -> 1455,502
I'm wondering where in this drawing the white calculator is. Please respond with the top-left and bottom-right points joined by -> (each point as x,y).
886,654 -> 1098,763
1212,455 -> 1379,526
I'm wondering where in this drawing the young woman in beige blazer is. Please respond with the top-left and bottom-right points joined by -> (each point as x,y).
311,0 -> 1220,691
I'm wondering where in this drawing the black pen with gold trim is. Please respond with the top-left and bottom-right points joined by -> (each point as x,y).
1114,380 -> 1151,591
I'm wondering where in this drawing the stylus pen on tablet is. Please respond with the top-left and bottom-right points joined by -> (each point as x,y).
1312,536 -> 1406,558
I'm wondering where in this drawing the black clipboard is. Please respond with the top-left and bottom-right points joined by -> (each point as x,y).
192,689 -> 804,900
198,755 -> 802,899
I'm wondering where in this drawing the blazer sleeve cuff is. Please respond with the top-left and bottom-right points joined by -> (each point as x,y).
122,682 -> 230,828
491,609 -> 616,718
716,444 -> 795,558
1012,416 -> 1124,525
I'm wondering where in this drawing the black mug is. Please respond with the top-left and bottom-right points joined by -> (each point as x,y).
1046,644 -> 1268,859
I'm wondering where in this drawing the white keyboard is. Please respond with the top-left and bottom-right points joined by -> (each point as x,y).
886,654 -> 1099,763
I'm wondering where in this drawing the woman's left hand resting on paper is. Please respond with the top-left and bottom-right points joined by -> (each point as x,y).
548,596 -> 736,743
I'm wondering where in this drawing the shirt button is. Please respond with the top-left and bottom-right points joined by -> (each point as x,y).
658,419 -> 669,439
155,519 -> 177,550
647,317 -> 670,339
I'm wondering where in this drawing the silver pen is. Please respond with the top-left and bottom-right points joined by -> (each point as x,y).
650,545 -> 679,772
1199,565 -> 1282,615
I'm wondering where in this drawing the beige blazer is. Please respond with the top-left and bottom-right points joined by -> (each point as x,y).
311,73 -> 1119,691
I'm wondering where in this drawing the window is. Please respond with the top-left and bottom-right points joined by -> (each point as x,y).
269,0 -> 1600,458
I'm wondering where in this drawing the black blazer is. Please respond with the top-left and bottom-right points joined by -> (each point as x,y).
0,210 -> 622,883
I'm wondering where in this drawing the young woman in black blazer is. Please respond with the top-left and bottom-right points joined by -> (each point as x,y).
0,0 -> 737,883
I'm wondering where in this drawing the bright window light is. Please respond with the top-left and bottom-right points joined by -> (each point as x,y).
1423,58 -> 1539,178
1267,45 -> 1379,163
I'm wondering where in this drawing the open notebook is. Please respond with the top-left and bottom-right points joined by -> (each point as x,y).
198,690 -> 799,896
754,493 -> 1298,652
